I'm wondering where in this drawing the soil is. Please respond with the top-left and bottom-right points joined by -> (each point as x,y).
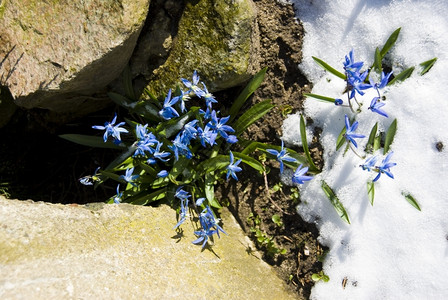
0,1 -> 325,299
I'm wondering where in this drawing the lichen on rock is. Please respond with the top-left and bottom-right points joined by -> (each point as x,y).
145,0 -> 259,97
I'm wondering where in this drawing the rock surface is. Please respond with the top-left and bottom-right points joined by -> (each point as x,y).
0,0 -> 149,114
0,197 -> 296,299
144,0 -> 260,97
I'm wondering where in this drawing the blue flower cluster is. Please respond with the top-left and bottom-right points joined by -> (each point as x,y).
336,50 -> 392,118
84,70 -> 315,249
360,151 -> 396,182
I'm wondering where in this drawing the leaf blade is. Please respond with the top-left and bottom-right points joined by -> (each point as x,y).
312,56 -> 346,80
321,181 -> 350,224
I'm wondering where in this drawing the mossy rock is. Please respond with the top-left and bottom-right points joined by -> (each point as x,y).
146,0 -> 260,97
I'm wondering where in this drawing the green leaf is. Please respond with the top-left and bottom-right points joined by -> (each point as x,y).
105,146 -> 137,171
138,162 -> 158,178
131,101 -> 161,122
300,115 -> 318,171
303,93 -> 336,104
59,134 -> 123,149
321,181 -> 350,224
311,274 -> 321,282
373,134 -> 381,152
336,125 -> 347,151
108,92 -> 135,109
419,57 -> 437,75
402,192 -> 421,211
373,47 -> 382,73
205,173 -> 222,208
365,122 -> 378,153
380,27 -> 401,58
197,155 -> 230,173
233,151 -> 265,173
312,56 -> 346,80
157,107 -> 199,138
367,181 -> 375,206
388,67 -> 415,85
233,100 -> 274,135
169,157 -> 191,184
241,141 -> 308,166
128,188 -> 167,205
384,118 -> 397,154
122,66 -> 136,101
228,67 -> 267,122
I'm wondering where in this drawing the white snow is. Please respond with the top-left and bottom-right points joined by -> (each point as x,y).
283,0 -> 448,299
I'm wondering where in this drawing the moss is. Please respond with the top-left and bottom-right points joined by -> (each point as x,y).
145,0 -> 256,97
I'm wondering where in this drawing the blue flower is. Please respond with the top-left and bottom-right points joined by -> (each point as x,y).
334,98 -> 344,106
169,133 -> 193,161
192,205 -> 226,248
225,135 -> 238,144
373,151 -> 396,182
347,70 -> 371,99
226,151 -> 242,181
133,129 -> 158,157
266,141 -> 297,173
196,197 -> 206,206
199,106 -> 213,120
344,114 -> 365,148
173,192 -> 189,229
292,164 -> 313,184
120,167 -> 139,187
180,120 -> 199,145
202,82 -> 218,107
207,110 -> 235,139
368,97 -> 388,118
152,142 -> 170,162
177,89 -> 191,113
181,70 -> 205,98
197,126 -> 217,147
156,170 -> 169,178
92,113 -> 128,144
114,184 -> 123,204
360,155 -> 378,171
343,49 -> 364,76
175,186 -> 191,201
370,71 -> 393,91
159,89 -> 180,120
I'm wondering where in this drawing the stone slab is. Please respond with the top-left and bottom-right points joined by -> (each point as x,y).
0,197 -> 296,299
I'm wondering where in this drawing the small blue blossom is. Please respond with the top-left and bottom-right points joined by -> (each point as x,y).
177,89 -> 191,113
175,187 -> 191,201
169,133 -> 193,161
344,114 -> 365,148
368,97 -> 388,118
292,164 -> 313,184
156,170 -> 169,178
199,106 -> 213,120
173,195 -> 189,230
197,126 -> 217,147
114,184 -> 123,204
343,49 -> 364,76
196,197 -> 206,206
120,167 -> 139,187
266,141 -> 297,174
152,142 -> 170,162
92,113 -> 128,144
360,155 -> 378,171
225,135 -> 238,144
202,82 -> 218,107
207,110 -> 235,139
159,89 -> 180,120
226,151 -> 242,181
373,151 -> 397,182
180,120 -> 199,144
370,71 -> 393,91
133,130 -> 158,157
347,70 -> 371,99
335,98 -> 344,106
192,205 -> 226,248
181,70 -> 206,98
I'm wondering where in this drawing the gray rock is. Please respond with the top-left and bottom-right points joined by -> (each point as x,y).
0,0 -> 149,114
0,197 -> 297,299
144,0 -> 260,97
